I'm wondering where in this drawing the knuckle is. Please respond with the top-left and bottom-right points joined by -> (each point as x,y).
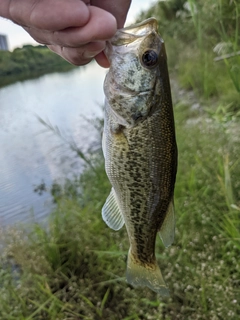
65,48 -> 91,66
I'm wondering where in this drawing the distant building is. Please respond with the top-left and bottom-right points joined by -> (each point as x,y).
0,34 -> 9,51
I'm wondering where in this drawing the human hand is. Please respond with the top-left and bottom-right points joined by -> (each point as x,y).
0,0 -> 131,67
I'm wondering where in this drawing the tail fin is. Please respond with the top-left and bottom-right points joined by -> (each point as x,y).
126,249 -> 169,296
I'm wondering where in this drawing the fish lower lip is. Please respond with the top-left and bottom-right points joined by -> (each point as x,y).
138,90 -> 152,95
117,85 -> 152,96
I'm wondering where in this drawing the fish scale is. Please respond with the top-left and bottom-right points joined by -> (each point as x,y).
102,18 -> 177,296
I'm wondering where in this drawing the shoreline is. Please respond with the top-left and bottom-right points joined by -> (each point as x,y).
0,44 -> 76,88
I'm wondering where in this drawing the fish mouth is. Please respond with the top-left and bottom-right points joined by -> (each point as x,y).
111,18 -> 158,46
115,83 -> 153,96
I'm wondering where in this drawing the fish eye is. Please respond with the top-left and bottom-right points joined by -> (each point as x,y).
142,50 -> 158,68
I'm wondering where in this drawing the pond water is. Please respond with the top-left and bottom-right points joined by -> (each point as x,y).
0,63 -> 106,226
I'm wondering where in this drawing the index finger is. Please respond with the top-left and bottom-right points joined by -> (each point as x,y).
91,0 -> 131,27
8,0 -> 90,30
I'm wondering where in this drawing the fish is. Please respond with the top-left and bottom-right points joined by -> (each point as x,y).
101,18 -> 178,296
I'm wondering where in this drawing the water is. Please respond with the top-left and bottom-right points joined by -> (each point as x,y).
0,63 -> 106,226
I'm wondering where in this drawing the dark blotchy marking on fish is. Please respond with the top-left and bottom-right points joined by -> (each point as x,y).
101,18 -> 178,296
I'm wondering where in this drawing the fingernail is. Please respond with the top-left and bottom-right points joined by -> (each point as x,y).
83,50 -> 102,59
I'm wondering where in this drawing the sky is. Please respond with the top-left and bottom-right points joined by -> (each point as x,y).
0,0 -> 155,51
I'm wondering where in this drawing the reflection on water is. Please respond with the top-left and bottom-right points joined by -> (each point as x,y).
0,63 -> 106,226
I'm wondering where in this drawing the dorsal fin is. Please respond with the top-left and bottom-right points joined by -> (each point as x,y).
159,199 -> 175,248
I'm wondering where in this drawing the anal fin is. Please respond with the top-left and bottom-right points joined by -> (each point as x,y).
102,188 -> 125,231
159,199 -> 175,248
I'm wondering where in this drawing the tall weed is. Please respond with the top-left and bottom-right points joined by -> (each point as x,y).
1,101 -> 240,319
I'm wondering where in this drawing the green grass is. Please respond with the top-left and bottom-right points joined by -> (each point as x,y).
138,0 -> 240,107
0,101 -> 240,319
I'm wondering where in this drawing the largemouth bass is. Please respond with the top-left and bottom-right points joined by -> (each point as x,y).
102,18 -> 177,296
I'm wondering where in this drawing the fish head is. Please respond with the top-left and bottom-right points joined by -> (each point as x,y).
104,18 -> 166,127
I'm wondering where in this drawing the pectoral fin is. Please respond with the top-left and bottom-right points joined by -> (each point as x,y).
102,188 -> 125,230
102,131 -> 106,159
159,199 -> 175,248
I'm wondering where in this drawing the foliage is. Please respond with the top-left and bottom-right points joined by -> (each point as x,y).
0,45 -> 75,87
0,101 -> 240,319
138,0 -> 240,106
